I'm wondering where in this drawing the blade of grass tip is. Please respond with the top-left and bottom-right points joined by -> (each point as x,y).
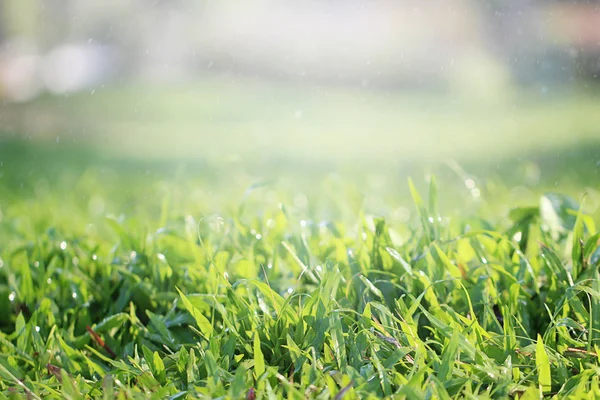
330,312 -> 348,370
536,334 -> 552,393
385,247 -> 413,276
431,243 -> 462,279
428,176 -> 439,240
409,177 -> 433,242
438,330 -> 461,383
428,176 -> 438,218
253,333 -> 265,382
187,348 -> 196,392
572,207 -> 585,281
282,241 -> 317,284
253,332 -> 266,392
591,271 -> 600,348
408,178 -> 424,209
176,287 -> 213,339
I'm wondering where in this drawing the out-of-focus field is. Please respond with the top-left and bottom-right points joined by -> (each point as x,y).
1,75 -> 599,216
2,75 -> 599,163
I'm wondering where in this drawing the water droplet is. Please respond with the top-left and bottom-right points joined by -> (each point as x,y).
362,232 -> 368,240
300,220 -> 307,227
130,251 -> 137,260
157,253 -> 166,262
348,249 -> 353,256
287,287 -> 293,294
72,292 -> 77,299
255,234 -> 262,240
471,188 -> 481,198
481,257 -> 488,264
8,292 -> 15,302
428,217 -> 434,223
35,326 -> 40,332
33,261 -> 39,267
513,232 -> 523,242
267,263 -> 273,269
223,272 -> 229,280
60,241 -> 67,250
266,219 -> 275,228
316,265 -> 323,272
92,254 -> 97,261
47,278 -> 52,284
465,179 -> 476,190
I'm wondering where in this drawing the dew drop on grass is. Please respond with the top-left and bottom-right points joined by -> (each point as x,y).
72,292 -> 77,299
465,179 -> 476,190
60,241 -> 67,250
256,234 -> 262,240
287,288 -> 293,294
316,265 -> 323,272
471,188 -> 481,198
157,253 -> 166,262
267,263 -> 273,269
34,261 -> 39,267
300,220 -> 307,227
481,257 -> 488,264
8,292 -> 15,302
47,278 -> 52,284
92,254 -> 97,261
513,232 -> 522,241
35,326 -> 40,332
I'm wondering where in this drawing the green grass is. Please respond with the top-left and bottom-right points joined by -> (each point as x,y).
0,140 -> 599,398
1,77 -> 600,398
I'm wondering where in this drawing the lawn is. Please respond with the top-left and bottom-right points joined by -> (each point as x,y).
0,77 -> 600,398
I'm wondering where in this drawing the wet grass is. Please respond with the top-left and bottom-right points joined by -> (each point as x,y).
0,78 -> 600,397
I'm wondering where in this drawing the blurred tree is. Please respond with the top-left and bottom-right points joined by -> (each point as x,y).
0,1 -> 4,43
3,0 -> 39,39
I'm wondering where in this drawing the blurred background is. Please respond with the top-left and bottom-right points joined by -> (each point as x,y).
0,0 -> 599,215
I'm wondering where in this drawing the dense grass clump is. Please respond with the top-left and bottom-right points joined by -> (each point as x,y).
0,141 -> 600,399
